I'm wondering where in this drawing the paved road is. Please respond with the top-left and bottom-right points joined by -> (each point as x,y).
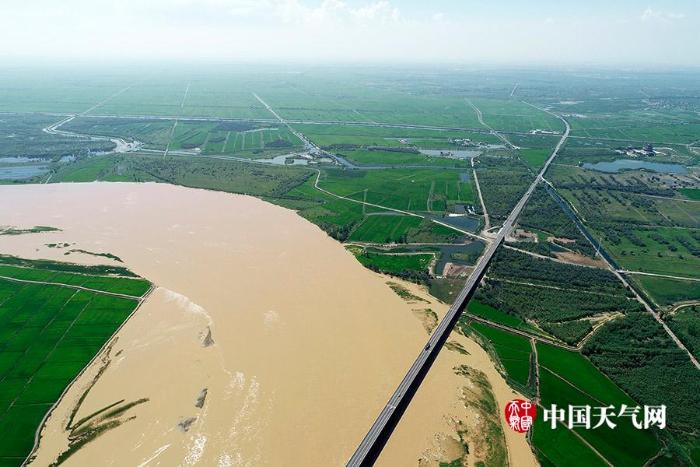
42,85 -> 140,155
619,270 -> 700,282
346,112 -> 570,467
471,156 -> 490,230
466,99 -> 516,149
253,93 -> 356,168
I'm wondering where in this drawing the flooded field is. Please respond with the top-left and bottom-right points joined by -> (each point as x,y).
0,182 -> 535,466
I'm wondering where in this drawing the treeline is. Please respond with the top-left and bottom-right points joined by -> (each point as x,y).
359,262 -> 431,285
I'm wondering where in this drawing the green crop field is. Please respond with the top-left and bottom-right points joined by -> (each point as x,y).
349,215 -> 422,243
468,98 -> 565,133
348,215 -> 460,244
593,225 -> 700,280
464,320 -> 532,390
680,188 -> 700,200
0,258 -> 150,465
466,300 -> 543,335
518,148 -> 550,169
532,421 -> 608,467
534,344 -> 662,467
339,149 -> 470,168
298,123 -> 501,149
631,275 -> 700,306
319,168 -> 475,212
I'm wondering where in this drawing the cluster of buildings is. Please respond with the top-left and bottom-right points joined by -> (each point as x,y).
615,143 -> 656,157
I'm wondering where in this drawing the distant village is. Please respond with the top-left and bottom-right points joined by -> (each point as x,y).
615,143 -> 656,157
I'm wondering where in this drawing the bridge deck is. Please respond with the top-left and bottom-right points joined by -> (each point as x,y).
347,114 -> 569,466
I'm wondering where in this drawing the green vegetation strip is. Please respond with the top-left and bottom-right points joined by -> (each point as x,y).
0,265 -> 149,298
0,259 -> 149,465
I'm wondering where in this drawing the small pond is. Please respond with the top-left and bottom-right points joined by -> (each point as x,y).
0,165 -> 49,180
582,159 -> 687,174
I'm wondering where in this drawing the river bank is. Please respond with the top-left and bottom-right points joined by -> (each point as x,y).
0,182 -> 536,466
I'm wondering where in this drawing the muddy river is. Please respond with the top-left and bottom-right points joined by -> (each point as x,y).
0,182 -> 536,466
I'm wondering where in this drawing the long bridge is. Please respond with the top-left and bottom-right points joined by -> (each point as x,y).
346,114 -> 570,467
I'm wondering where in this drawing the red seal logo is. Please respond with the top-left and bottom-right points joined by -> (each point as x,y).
505,399 -> 537,433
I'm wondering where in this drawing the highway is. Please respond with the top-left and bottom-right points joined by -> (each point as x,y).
346,112 -> 570,467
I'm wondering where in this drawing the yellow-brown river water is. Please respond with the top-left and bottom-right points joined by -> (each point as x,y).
0,182 -> 536,466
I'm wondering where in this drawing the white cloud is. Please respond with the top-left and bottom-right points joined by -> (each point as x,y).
154,0 -> 402,25
640,7 -> 685,23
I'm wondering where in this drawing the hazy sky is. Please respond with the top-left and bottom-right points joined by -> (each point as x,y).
1,0 -> 697,66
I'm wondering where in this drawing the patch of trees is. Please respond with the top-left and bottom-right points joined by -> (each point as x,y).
322,143 -> 361,150
128,156 -> 312,198
475,279 -> 640,323
556,178 -> 674,197
214,121 -> 261,132
0,113 -> 117,159
266,138 -> 293,148
583,312 -> 700,435
541,320 -> 593,346
364,146 -> 420,154
315,220 -> 356,242
518,186 -> 596,257
675,236 -> 700,258
595,223 -> 653,247
476,157 -> 532,221
489,248 -> 627,295
361,262 -> 431,285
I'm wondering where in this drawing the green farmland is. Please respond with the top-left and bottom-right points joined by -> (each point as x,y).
464,320 -> 532,390
319,168 -> 476,212
0,258 -> 150,465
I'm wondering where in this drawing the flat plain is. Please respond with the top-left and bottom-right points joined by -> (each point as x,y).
1,65 -> 699,466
